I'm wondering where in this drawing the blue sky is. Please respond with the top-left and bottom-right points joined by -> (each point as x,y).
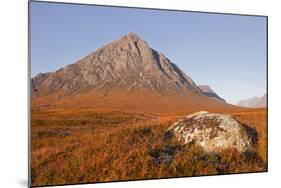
30,2 -> 267,104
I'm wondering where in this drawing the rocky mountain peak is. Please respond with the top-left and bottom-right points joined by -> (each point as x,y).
108,32 -> 151,59
198,85 -> 225,102
31,32 -> 202,97
122,32 -> 142,41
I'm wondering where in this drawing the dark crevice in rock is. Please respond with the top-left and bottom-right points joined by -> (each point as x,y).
133,41 -> 141,56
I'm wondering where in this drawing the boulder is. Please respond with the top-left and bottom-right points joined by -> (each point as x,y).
166,111 -> 256,152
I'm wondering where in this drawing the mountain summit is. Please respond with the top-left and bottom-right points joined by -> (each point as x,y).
31,32 -> 234,113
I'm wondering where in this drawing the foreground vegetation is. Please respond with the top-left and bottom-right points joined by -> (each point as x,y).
31,108 -> 267,186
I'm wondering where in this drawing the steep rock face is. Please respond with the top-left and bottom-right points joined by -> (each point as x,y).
198,85 -> 225,102
166,111 -> 256,152
237,94 -> 267,108
31,32 -> 201,97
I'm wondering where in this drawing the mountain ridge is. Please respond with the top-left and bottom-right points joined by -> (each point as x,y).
237,94 -> 267,108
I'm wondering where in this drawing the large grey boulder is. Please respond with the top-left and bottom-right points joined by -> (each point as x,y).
167,111 -> 255,152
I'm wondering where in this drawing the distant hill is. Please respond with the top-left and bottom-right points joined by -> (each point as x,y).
198,85 -> 226,102
237,94 -> 267,108
31,32 -> 237,113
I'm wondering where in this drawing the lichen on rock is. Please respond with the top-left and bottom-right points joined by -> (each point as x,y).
167,111 -> 256,153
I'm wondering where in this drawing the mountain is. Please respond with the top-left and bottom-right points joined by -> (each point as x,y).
198,85 -> 225,102
31,33 -> 200,96
237,94 -> 267,108
31,32 -> 236,113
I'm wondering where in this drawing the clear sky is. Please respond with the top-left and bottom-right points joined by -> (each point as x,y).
30,1 -> 267,104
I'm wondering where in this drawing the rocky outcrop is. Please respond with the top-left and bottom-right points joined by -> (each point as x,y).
167,111 -> 256,152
